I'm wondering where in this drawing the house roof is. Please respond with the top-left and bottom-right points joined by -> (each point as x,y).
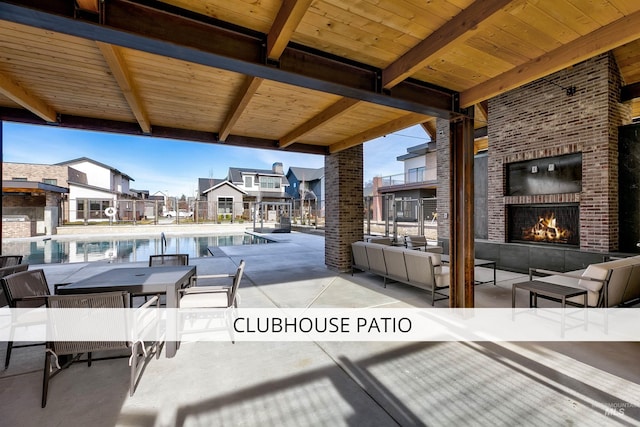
201,179 -> 248,195
2,1 -> 640,154
396,142 -> 437,161
198,178 -> 226,195
56,157 -> 134,182
227,168 -> 288,186
287,167 -> 324,182
2,180 -> 68,194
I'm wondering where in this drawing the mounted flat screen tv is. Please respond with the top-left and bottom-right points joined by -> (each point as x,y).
506,153 -> 582,196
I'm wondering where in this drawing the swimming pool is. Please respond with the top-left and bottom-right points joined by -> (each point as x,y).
1,233 -> 272,264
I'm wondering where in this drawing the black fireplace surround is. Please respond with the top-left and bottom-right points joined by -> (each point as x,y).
508,204 -> 579,247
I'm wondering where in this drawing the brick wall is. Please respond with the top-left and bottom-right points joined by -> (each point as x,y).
436,118 -> 450,240
325,145 -> 363,271
2,221 -> 35,238
488,53 -> 631,251
2,163 -> 68,186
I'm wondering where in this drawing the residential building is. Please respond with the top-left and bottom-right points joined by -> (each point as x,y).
55,157 -> 138,222
285,167 -> 324,219
197,162 -> 290,221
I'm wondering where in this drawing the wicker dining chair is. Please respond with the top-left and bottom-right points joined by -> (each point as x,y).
148,254 -> 189,267
42,291 -> 160,407
0,255 -> 24,268
1,267 -> 47,369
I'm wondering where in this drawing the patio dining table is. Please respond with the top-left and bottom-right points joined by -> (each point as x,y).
56,265 -> 196,358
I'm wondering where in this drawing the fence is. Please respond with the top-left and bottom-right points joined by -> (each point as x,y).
364,196 -> 438,242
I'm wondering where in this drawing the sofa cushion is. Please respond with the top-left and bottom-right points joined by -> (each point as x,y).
578,264 -> 609,292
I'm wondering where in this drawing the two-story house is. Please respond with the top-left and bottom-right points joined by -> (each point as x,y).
55,157 -> 137,222
198,162 -> 290,221
285,167 -> 324,220
373,142 -> 438,222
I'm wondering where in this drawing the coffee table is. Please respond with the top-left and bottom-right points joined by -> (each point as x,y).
440,255 -> 496,285
511,280 -> 587,308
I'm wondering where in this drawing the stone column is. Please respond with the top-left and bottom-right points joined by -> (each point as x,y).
325,145 -> 363,272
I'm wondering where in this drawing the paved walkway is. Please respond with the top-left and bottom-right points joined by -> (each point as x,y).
1,232 -> 639,426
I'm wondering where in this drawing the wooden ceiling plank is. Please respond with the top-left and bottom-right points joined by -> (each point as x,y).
267,0 -> 313,59
219,0 -> 310,142
97,42 -> 151,134
0,72 -> 57,122
279,97 -> 361,148
75,0 -> 99,13
381,0 -> 513,89
461,9 -> 640,107
420,119 -> 436,140
329,112 -> 429,153
218,76 -> 264,142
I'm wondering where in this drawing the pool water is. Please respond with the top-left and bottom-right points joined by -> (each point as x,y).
1,233 -> 271,264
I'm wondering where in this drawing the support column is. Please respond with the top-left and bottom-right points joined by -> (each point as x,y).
449,111 -> 475,307
325,145 -> 363,272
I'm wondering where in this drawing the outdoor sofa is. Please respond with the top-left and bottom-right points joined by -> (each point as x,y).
529,255 -> 640,307
351,241 -> 449,305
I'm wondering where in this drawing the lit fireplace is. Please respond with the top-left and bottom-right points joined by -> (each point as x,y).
507,204 -> 579,246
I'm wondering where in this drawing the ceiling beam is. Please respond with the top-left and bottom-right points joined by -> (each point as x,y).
461,9 -> 640,107
381,0 -> 513,89
218,77 -> 264,142
0,107 -> 328,155
420,119 -> 436,140
96,42 -> 151,134
0,72 -> 57,123
329,113 -> 429,154
279,98 -> 361,148
219,0 -> 310,142
0,1 -> 458,120
621,82 -> 640,102
267,0 -> 313,60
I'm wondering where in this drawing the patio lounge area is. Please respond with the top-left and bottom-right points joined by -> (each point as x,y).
1,232 -> 639,426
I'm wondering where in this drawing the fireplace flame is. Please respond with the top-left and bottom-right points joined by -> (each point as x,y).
522,212 -> 572,243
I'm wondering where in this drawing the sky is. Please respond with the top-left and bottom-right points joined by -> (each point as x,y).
2,122 -> 430,197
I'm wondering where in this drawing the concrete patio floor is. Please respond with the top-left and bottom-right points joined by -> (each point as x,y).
1,232 -> 639,426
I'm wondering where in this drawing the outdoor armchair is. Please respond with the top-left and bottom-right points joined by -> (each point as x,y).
179,260 -> 245,343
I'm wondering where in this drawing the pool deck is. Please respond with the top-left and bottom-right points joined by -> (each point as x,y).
1,231 -> 639,426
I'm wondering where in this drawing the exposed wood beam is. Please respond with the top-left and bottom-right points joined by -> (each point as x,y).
475,101 -> 488,127
0,72 -> 57,123
329,113 -> 429,154
218,76 -> 264,142
75,0 -> 99,13
267,0 -> 312,60
0,1 -> 458,120
420,119 -> 437,140
461,10 -> 640,107
96,42 -> 151,134
0,107 -> 328,155
382,0 -> 513,89
219,0 -> 310,143
621,82 -> 640,102
279,98 -> 361,148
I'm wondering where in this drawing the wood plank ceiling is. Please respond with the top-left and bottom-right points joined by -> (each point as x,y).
2,0 -> 640,155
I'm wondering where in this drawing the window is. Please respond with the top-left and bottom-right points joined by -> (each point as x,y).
244,176 -> 253,187
77,199 -> 112,220
260,176 -> 281,189
43,178 -> 57,185
218,197 -> 233,214
407,167 -> 425,183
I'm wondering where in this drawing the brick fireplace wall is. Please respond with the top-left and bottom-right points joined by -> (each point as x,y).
488,53 -> 631,252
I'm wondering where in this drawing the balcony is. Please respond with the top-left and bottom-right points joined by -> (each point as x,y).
377,170 -> 437,191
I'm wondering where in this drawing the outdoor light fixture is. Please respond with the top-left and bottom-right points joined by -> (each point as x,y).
548,163 -> 555,172
542,77 -> 576,96
531,166 -> 538,173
